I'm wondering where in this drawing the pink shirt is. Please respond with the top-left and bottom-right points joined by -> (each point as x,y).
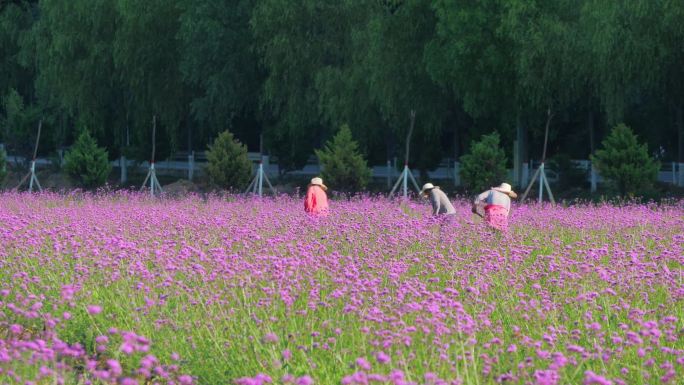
304,185 -> 328,215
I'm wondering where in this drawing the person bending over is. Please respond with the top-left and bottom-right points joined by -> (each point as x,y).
420,183 -> 456,218
473,182 -> 517,231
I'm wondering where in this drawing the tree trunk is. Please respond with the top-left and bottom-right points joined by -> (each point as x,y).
677,102 -> 683,163
515,114 -> 527,185
588,108 -> 595,155
187,117 -> 193,153
588,107 -> 596,192
453,123 -> 460,160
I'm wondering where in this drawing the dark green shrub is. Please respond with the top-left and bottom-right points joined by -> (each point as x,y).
591,123 -> 659,196
206,130 -> 252,190
459,132 -> 507,192
549,153 -> 588,191
0,147 -> 7,185
315,125 -> 371,192
63,130 -> 112,188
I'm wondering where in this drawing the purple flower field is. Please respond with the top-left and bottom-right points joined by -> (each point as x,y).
0,193 -> 682,385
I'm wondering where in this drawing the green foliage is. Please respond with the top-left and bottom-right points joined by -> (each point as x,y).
502,0 -> 584,130
459,132 -> 508,192
0,1 -> 35,101
205,130 -> 252,190
427,0 -> 516,122
315,125 -> 371,192
548,153 -> 587,191
0,0 -> 680,191
115,0 -> 190,154
178,0 -> 259,135
592,123 -> 659,196
251,0 -> 344,171
0,146 -> 7,184
0,88 -> 40,159
33,0 -> 126,152
63,130 -> 112,189
361,1 -> 448,171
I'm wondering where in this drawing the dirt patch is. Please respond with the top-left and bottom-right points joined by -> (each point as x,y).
1,169 -> 74,192
39,171 -> 74,191
163,179 -> 201,197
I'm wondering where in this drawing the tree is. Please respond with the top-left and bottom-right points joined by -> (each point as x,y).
592,123 -> 659,196
0,2 -> 43,157
114,0 -> 191,157
502,0 -> 582,112
459,132 -> 508,193
178,0 -> 260,139
427,0 -> 523,175
33,0 -> 128,154
251,0 -> 347,172
0,1 -> 36,103
315,125 -> 371,192
0,88 -> 40,160
360,0 -> 449,172
63,130 -> 112,188
658,1 -> 684,166
427,0 -> 517,127
205,130 -> 252,190
581,0 -> 664,126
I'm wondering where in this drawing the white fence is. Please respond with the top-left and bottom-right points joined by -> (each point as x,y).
3,146 -> 684,189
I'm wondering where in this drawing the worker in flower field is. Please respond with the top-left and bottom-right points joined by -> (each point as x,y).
304,177 -> 329,216
472,182 -> 517,231
420,183 -> 456,219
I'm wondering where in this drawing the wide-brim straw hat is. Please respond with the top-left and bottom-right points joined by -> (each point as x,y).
492,182 -> 517,198
309,177 -> 327,191
420,182 -> 437,195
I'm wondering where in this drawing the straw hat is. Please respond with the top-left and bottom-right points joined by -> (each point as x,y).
492,182 -> 517,198
420,182 -> 437,195
309,177 -> 327,191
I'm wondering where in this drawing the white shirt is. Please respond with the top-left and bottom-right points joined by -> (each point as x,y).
474,190 -> 511,212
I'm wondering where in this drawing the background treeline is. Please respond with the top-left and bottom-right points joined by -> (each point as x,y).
1,0 -> 683,178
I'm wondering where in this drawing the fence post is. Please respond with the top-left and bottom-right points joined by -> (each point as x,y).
393,157 -> 397,178
679,162 -> 684,187
386,160 -> 391,188
454,160 -> 460,186
120,155 -> 127,184
590,161 -> 597,192
672,162 -> 677,186
513,140 -> 520,186
188,151 -> 194,181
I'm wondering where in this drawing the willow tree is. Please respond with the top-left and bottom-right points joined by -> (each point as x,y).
582,1 -> 664,126
33,0 -> 127,154
427,0 -> 520,177
114,0 -> 191,159
502,0 -> 586,165
360,0 -> 450,173
178,0 -> 262,149
0,1 -> 39,157
251,0 -> 350,172
0,1 -> 35,104
648,1 -> 684,165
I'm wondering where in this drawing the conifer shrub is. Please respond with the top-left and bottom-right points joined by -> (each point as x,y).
206,130 -> 252,190
315,125 -> 371,192
592,123 -> 659,196
459,132 -> 507,192
63,130 -> 112,188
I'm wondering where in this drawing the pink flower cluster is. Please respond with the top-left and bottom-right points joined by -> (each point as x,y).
0,192 -> 682,384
